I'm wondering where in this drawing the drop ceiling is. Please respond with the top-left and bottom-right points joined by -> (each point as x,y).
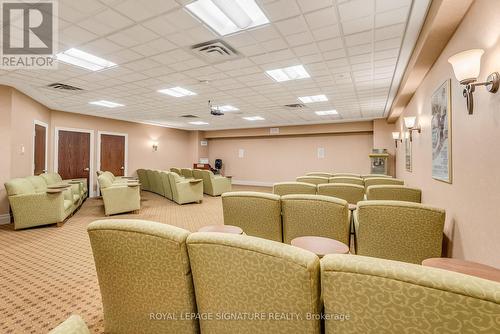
0,0 -> 430,130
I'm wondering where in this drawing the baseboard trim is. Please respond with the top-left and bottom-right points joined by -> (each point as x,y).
232,180 -> 274,187
0,213 -> 11,225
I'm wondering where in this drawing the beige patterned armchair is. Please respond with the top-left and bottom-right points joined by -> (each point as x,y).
97,174 -> 140,215
88,219 -> 199,334
366,185 -> 422,203
363,177 -> 404,191
222,191 -> 282,241
272,182 -> 317,196
296,176 -> 329,185
281,194 -> 349,245
317,183 -> 365,205
328,176 -> 364,186
305,172 -> 334,177
167,172 -> 203,204
321,254 -> 500,333
192,169 -> 231,196
354,201 -> 445,264
187,232 -> 321,334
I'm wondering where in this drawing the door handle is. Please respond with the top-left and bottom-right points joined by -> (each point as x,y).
120,166 -> 125,170
84,167 -> 90,171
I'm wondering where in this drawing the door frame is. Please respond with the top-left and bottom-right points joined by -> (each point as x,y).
54,127 -> 95,197
32,120 -> 48,176
96,130 -> 129,176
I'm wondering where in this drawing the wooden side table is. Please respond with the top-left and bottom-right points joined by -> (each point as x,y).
198,224 -> 243,235
291,236 -> 349,258
422,258 -> 500,283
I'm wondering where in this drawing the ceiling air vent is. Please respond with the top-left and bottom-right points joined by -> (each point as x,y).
181,114 -> 199,118
191,39 -> 240,64
284,103 -> 306,109
46,83 -> 83,91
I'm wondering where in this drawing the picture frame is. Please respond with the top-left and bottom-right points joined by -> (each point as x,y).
431,79 -> 452,183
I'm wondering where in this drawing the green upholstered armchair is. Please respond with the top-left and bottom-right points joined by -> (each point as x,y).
333,173 -> 361,178
88,220 -> 199,334
5,177 -> 73,229
317,183 -> 365,205
48,315 -> 90,334
328,176 -> 364,186
159,171 -> 173,200
97,174 -> 140,215
354,201 -> 445,264
222,191 -> 282,241
136,169 -> 150,191
192,169 -> 231,196
170,167 -> 182,175
167,172 -> 203,204
272,182 -> 317,196
282,194 -> 350,245
150,170 -> 165,196
187,232 -> 321,334
181,168 -> 194,179
306,172 -> 334,177
366,185 -> 422,203
40,172 -> 85,205
146,169 -> 156,192
320,254 -> 500,334
363,177 -> 404,191
296,176 -> 329,185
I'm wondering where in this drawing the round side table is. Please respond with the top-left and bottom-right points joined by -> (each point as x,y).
291,236 -> 349,258
198,224 -> 243,235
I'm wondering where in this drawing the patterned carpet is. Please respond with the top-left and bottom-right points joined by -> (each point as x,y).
0,185 -> 270,333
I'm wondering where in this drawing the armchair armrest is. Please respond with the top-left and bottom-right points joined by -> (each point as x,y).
189,179 -> 203,184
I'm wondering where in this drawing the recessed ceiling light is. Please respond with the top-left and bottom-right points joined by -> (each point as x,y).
218,105 -> 239,112
315,110 -> 338,116
89,100 -> 124,108
266,65 -> 311,82
243,116 -> 265,121
298,94 -> 328,103
185,0 -> 269,36
158,87 -> 197,97
189,121 -> 209,125
56,48 -> 116,71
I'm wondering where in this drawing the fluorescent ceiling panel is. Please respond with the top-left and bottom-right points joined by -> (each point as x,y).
56,48 -> 116,71
315,110 -> 338,116
266,65 -> 311,82
298,94 -> 328,103
185,0 -> 269,36
218,105 -> 239,112
243,116 -> 265,121
158,87 -> 197,97
89,100 -> 124,108
189,121 -> 209,125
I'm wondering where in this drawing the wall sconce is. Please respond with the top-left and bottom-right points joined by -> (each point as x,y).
404,116 -> 420,142
152,141 -> 159,152
392,132 -> 402,147
448,49 -> 499,114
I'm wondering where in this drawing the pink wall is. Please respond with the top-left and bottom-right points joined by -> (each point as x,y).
208,132 -> 374,185
373,119 -> 396,176
391,0 -> 500,267
0,86 -> 13,216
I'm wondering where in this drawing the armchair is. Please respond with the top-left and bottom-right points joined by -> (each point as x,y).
192,169 -> 231,196
97,174 -> 140,215
167,172 -> 203,204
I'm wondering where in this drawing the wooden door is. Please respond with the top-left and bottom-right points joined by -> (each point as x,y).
33,124 -> 46,175
100,134 -> 125,176
58,130 -> 91,190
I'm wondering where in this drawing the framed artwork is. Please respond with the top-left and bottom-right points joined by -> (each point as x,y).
431,80 -> 452,183
404,131 -> 412,172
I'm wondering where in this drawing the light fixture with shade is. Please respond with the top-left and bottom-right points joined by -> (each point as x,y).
448,49 -> 499,114
392,132 -> 402,147
404,116 -> 421,142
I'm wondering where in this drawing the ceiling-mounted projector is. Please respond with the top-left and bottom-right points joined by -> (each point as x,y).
209,100 -> 224,116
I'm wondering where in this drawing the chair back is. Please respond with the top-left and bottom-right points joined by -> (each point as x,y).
272,182 -> 317,196
306,172 -> 334,177
361,174 -> 392,179
329,176 -> 364,186
40,172 -> 63,185
136,169 -> 150,191
181,168 -> 194,179
26,175 -> 49,193
281,194 -> 349,245
222,192 -> 282,242
366,185 -> 421,203
355,201 -> 445,264
295,176 -> 329,185
317,183 -> 365,204
187,232 -> 321,334
364,177 -> 404,191
333,173 -> 361,178
160,171 -> 173,200
5,178 -> 36,196
321,254 -> 500,334
193,169 -> 213,194
151,170 -> 164,196
170,167 -> 182,175
88,220 -> 199,334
